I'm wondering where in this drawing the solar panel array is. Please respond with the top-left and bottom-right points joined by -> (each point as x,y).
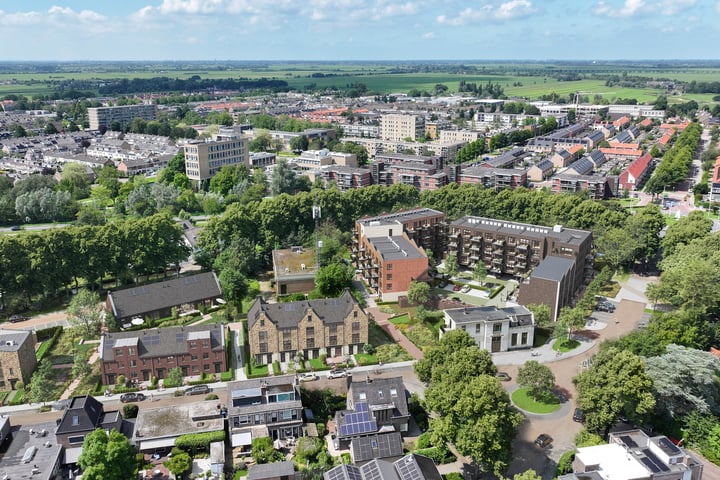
641,450 -> 670,473
339,402 -> 377,437
620,435 -> 638,449
657,437 -> 682,456
145,335 -> 161,346
395,456 -> 423,480
362,460 -> 382,480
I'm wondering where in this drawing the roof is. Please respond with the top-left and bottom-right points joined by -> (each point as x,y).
600,147 -> 643,157
348,376 -> 409,418
368,236 -> 426,261
566,157 -> 594,175
529,256 -> 575,282
445,305 -> 533,326
0,329 -> 33,352
247,290 -> 358,330
324,454 -> 441,480
273,247 -> 318,279
351,432 -> 404,463
56,395 -> 105,435
100,323 -> 225,362
107,272 -> 222,320
450,216 -> 591,246
249,460 -> 296,480
358,208 -> 444,226
133,402 -> 224,441
533,158 -> 554,171
622,153 -> 653,181
0,421 -> 63,480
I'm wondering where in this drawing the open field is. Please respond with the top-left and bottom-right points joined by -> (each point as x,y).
1,61 -> 719,105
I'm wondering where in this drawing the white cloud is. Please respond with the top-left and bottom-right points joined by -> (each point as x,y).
0,6 -> 106,27
594,0 -> 648,17
437,1 -> 536,25
423,31 -> 436,39
658,0 -> 696,15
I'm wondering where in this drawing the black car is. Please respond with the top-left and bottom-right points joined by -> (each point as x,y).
9,314 -> 29,323
573,408 -> 586,423
184,384 -> 210,396
120,392 -> 146,403
596,301 -> 616,313
535,434 -> 553,447
495,372 -> 511,382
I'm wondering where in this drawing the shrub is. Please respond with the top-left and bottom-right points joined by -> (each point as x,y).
150,376 -> 158,389
557,450 -> 576,475
117,375 -> 126,386
205,394 -> 219,400
175,430 -> 226,455
273,361 -> 282,375
415,445 -> 455,464
363,343 -> 376,354
39,405 -> 51,413
316,423 -> 326,436
123,404 -> 139,419
220,370 -> 233,382
444,473 -> 464,480
15,381 -> 24,390
415,432 -> 432,449
341,452 -> 352,464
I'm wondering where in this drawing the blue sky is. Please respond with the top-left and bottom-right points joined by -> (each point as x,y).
0,0 -> 718,61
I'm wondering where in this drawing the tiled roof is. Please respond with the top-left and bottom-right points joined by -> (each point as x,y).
101,323 -> 225,361
247,289 -> 358,330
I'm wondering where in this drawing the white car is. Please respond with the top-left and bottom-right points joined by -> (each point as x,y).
327,369 -> 348,379
460,285 -> 471,293
298,372 -> 318,382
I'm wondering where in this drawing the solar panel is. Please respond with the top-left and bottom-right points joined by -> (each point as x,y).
176,333 -> 184,343
620,435 -> 638,449
145,335 -> 160,346
640,456 -> 661,473
657,437 -> 682,456
339,402 -> 378,437
356,402 -> 369,412
643,450 -> 670,472
395,456 -> 423,480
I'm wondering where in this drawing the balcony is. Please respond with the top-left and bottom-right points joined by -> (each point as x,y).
448,241 -> 458,248
493,239 -> 505,246
492,258 -> 503,265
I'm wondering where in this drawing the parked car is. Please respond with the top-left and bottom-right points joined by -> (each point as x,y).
184,384 -> 210,396
596,301 -> 615,313
9,314 -> 29,323
495,372 -> 511,382
327,369 -> 348,379
299,372 -> 318,382
120,392 -> 146,403
535,434 -> 553,447
452,284 -> 462,291
573,408 -> 586,423
460,285 -> 471,293
9,225 -> 20,231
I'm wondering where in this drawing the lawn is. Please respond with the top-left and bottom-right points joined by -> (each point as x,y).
511,388 -> 561,414
388,314 -> 410,326
35,341 -> 50,360
553,338 -> 581,352
354,353 -> 378,366
368,322 -> 395,346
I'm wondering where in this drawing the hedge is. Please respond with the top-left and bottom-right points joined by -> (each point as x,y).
488,285 -> 504,299
220,370 -> 233,382
176,430 -> 226,454
35,326 -> 62,361
272,361 -> 282,375
414,445 -> 456,464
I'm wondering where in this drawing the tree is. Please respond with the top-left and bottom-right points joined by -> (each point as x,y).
315,263 -> 353,297
44,122 -> 58,135
59,162 -> 92,199
165,366 -> 184,388
72,352 -> 93,379
78,428 -> 137,480
290,134 -> 309,153
11,123 -> 27,138
594,227 -> 635,270
28,359 -> 54,404
443,253 -> 459,278
574,347 -> 655,437
252,437 -> 285,464
644,344 -> 720,418
407,281 -> 430,306
661,211 -> 713,257
472,261 -> 487,282
270,158 -> 297,195
514,471 -> 543,480
67,288 -> 103,337
218,264 -> 249,314
557,307 -> 585,339
249,131 -> 272,152
165,447 -> 193,478
517,360 -> 555,401
526,304 -> 551,328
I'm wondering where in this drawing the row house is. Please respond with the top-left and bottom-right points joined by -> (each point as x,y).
100,323 -> 227,385
226,375 -> 304,442
247,290 -> 369,365
527,158 -> 554,182
458,165 -> 527,190
447,216 -> 592,298
552,174 -> 609,200
481,147 -> 531,169
710,155 -> 720,202
618,153 -> 654,191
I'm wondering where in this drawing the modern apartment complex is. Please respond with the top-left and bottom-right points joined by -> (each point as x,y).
99,323 -> 227,385
184,136 -> 249,182
88,104 -> 158,130
381,114 -> 425,142
247,290 -> 369,365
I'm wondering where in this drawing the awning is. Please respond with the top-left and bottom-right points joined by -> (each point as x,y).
139,437 -> 177,451
231,432 -> 252,447
63,446 -> 83,464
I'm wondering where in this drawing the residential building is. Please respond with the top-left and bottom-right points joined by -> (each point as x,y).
0,421 -> 63,480
319,165 -> 373,191
272,246 -> 318,296
226,375 -> 304,442
607,104 -> 666,118
0,416 -> 9,444
0,328 -> 37,389
105,271 -> 223,326
334,376 -> 410,450
55,395 -> 124,449
565,157 -> 596,176
710,156 -> 720,202
381,114 -> 425,142
354,208 -> 447,260
184,136 -> 249,182
371,160 -> 448,192
247,290 -> 368,365
552,174 -> 609,200
99,323 -> 227,385
249,152 -> 276,168
527,158 -> 554,182
442,306 -> 535,353
481,147 -> 532,169
88,104 -> 158,130
458,165 -> 527,190
517,256 -> 578,321
551,149 -> 574,168
350,432 -> 404,464
560,429 -> 703,480
618,153 -> 653,191
324,454 -> 441,480
599,147 -> 644,161
438,129 -> 483,143
133,402 -> 225,453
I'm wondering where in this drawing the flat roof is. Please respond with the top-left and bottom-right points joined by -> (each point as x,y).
368,236 -> 426,261
0,421 -> 63,480
134,401 -> 224,441
446,305 -> 533,325
576,443 -> 653,479
272,247 -> 318,278
530,256 -> 575,281
359,208 -> 444,226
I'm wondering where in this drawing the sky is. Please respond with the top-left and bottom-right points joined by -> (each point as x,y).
0,0 -> 719,61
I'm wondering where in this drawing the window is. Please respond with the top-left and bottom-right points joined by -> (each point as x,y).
353,310 -> 358,318
259,331 -> 267,341
189,341 -> 197,349
352,334 -> 360,344
493,323 -> 502,333
390,388 -> 398,397
359,392 -> 367,400
128,348 -> 135,355
202,340 -> 209,348
521,332 -> 528,344
204,364 -> 210,371
130,360 -> 136,367
203,352 -> 209,359
237,415 -> 250,425
282,409 -> 293,420
306,327 -> 314,336
475,324 -> 481,333
328,324 -> 337,334
307,315 -> 312,322
192,365 -> 200,372
260,319 -> 265,327
283,341 -> 292,351
306,338 -> 315,348
191,355 -> 198,361
329,335 -> 337,346
68,435 -> 85,444
259,343 -> 268,353
283,329 -> 292,338
115,349 -> 123,356
387,284 -> 392,290
72,415 -> 79,426
386,274 -> 392,280
511,333 -> 518,346
387,263 -> 393,270
378,390 -> 384,399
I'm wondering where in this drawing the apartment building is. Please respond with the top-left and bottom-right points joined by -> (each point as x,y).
247,290 -> 369,365
99,323 -> 227,385
517,256 -> 578,321
0,329 -> 37,389
226,375 -> 304,442
442,305 -> 535,353
88,104 -> 158,130
372,161 -> 448,192
319,165 -> 373,191
381,114 -> 425,142
618,153 -> 653,191
249,152 -> 276,168
552,174 -> 609,200
355,208 -> 446,260
458,165 -> 527,190
184,136 -> 249,182
438,129 -> 483,143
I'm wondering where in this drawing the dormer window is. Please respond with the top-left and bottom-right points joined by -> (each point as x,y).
359,392 -> 366,400
378,391 -> 383,399
390,388 -> 397,397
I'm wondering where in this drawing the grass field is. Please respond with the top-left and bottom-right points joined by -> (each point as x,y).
1,61 -> 719,106
511,387 -> 561,414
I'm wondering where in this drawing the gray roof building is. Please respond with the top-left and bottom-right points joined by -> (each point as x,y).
249,460 -> 296,480
368,236 -> 426,261
351,432 -> 404,464
247,289 -> 357,331
324,454 -> 441,480
529,256 -> 575,282
0,421 -> 63,480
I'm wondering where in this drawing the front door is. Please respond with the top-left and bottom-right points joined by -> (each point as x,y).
491,336 -> 502,353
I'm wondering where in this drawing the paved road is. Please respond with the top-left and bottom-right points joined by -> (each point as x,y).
2,310 -> 69,330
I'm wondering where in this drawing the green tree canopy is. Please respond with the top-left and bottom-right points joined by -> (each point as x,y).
315,263 -> 353,297
78,428 -> 137,480
407,281 -> 430,306
67,288 -> 104,337
517,360 -> 555,401
28,359 -> 54,404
